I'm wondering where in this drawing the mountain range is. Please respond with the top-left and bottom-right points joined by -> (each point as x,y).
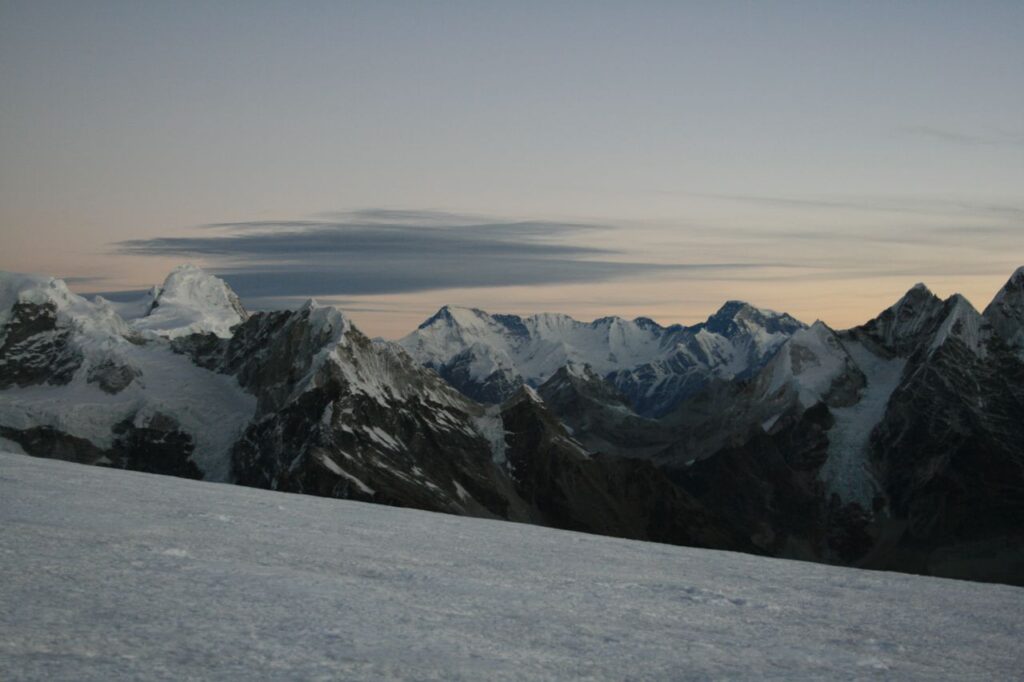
1,263 -> 1022,585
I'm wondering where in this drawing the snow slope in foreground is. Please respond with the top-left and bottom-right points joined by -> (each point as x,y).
1,453 -> 1021,681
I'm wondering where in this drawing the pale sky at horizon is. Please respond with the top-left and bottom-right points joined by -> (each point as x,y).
1,1 -> 1022,338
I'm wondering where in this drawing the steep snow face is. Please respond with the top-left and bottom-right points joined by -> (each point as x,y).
763,321 -> 859,407
821,340 -> 906,507
0,343 -> 256,481
929,294 -> 987,356
3,453 -> 1022,681
401,302 -> 804,415
983,265 -> 1024,356
130,264 -> 247,339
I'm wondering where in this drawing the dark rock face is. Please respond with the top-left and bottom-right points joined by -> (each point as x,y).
1,412 -> 201,479
536,365 -> 673,460
850,284 -> 946,356
666,403 -> 838,560
982,267 -> 1024,356
862,337 -> 1024,583
1,425 -> 106,465
433,350 -> 522,405
110,413 -> 202,479
179,306 -> 521,519
87,359 -> 141,394
0,302 -> 82,389
500,388 -> 751,551
606,360 -> 716,419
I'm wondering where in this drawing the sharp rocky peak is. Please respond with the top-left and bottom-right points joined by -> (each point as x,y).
418,305 -> 492,330
504,383 -> 546,408
551,362 -> 603,383
699,300 -> 803,336
982,265 -> 1024,353
852,281 -> 972,356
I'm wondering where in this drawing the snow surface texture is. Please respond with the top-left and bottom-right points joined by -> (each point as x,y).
2,453 -> 1021,681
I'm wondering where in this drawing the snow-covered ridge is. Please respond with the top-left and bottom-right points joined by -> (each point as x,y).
0,271 -> 130,343
402,305 -> 674,380
1,264 -> 248,342
399,301 -> 806,414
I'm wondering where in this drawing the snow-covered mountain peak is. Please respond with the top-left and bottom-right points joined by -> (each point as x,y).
2,272 -> 86,315
563,361 -> 600,381
928,294 -> 987,356
1,272 -> 74,327
307,304 -> 353,345
428,305 -> 489,327
982,265 -> 1024,354
855,282 -> 946,354
632,316 -> 667,332
0,271 -> 130,341
764,320 -> 858,407
893,282 -> 939,309
504,383 -> 545,409
130,265 -> 247,339
699,300 -> 804,338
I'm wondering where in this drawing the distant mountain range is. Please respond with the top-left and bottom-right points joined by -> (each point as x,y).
398,300 -> 804,416
1,264 -> 1022,585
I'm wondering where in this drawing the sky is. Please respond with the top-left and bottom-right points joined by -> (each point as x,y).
1,1 -> 1022,338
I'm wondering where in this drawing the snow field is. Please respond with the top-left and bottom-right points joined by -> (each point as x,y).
1,452 -> 1021,681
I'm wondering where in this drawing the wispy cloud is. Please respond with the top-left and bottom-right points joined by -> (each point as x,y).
898,125 -> 1024,147
115,210 -> 775,298
693,192 -> 1024,219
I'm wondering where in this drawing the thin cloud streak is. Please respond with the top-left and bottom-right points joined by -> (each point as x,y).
690,192 -> 1024,219
898,125 -> 1024,147
114,211 -> 785,297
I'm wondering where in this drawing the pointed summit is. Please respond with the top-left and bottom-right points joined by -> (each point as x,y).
983,265 -> 1024,353
700,300 -> 803,337
130,265 -> 247,339
854,282 -> 945,355
929,294 -> 986,356
503,383 -> 545,409
417,305 -> 493,331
